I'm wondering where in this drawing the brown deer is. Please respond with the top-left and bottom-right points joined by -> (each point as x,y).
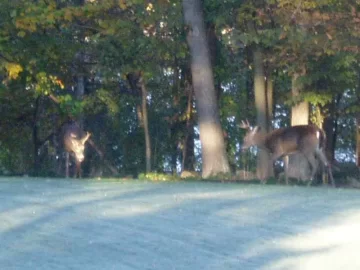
62,122 -> 91,178
239,120 -> 334,186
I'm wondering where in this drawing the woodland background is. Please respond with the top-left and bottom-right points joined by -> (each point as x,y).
0,0 -> 359,185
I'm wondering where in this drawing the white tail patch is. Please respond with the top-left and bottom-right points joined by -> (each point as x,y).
315,130 -> 321,150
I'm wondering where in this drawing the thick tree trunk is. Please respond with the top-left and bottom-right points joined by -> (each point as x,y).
207,22 -> 222,101
289,73 -> 311,181
291,74 -> 309,125
182,0 -> 230,178
253,49 -> 272,181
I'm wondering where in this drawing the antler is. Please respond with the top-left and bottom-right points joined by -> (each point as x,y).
239,119 -> 251,129
81,132 -> 91,144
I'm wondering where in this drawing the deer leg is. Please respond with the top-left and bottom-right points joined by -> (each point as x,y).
328,166 -> 335,187
65,152 -> 70,178
283,155 -> 289,185
79,162 -> 82,178
302,153 -> 318,186
75,161 -> 81,178
315,149 -> 335,187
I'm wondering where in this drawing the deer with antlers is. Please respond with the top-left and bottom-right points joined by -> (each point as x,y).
239,120 -> 334,186
62,122 -> 91,178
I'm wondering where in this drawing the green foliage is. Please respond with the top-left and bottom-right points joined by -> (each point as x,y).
32,72 -> 63,95
138,172 -> 179,181
58,95 -> 84,117
0,0 -> 358,180
84,88 -> 119,116
303,92 -> 333,106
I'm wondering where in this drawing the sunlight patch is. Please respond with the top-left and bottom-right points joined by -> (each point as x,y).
260,210 -> 360,270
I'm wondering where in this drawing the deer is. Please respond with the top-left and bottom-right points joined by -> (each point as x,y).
239,120 -> 334,186
62,122 -> 91,178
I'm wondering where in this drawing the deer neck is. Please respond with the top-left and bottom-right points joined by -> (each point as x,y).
254,131 -> 267,148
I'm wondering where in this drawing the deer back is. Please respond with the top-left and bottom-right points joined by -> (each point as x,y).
264,125 -> 325,158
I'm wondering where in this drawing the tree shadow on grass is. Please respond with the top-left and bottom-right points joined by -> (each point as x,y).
0,178 -> 359,270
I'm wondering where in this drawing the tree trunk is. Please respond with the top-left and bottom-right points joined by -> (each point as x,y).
323,96 -> 340,163
266,75 -> 274,132
76,75 -> 85,126
139,77 -> 152,173
242,48 -> 253,173
182,80 -> 195,172
253,49 -> 272,180
323,116 -> 336,161
182,0 -> 230,178
265,74 -> 274,177
207,22 -> 222,101
126,72 -> 152,173
289,73 -> 311,181
32,96 -> 41,176
291,74 -> 309,125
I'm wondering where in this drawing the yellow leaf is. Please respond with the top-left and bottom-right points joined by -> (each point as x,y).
118,0 -> 127,9
5,63 -> 23,79
17,31 -> 26,37
56,79 -> 65,89
146,3 -> 154,12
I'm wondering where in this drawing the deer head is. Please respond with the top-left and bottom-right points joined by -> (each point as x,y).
239,120 -> 263,150
68,131 -> 91,163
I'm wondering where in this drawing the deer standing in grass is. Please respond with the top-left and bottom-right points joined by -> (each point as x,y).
239,120 -> 334,186
63,122 -> 91,178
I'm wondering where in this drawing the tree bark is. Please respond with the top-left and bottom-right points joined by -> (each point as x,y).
253,49 -> 272,180
182,0 -> 230,178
